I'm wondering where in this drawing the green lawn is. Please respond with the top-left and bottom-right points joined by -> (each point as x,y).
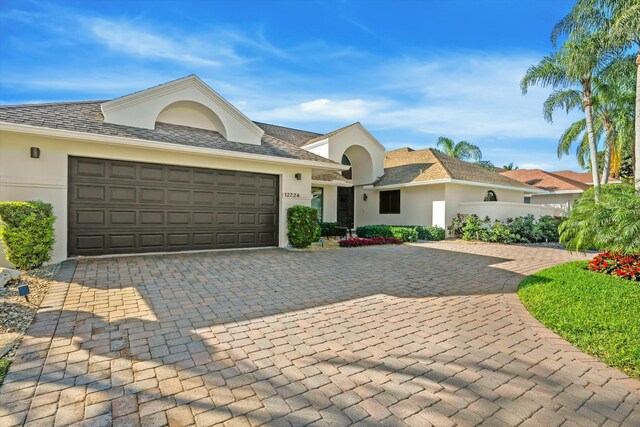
0,358 -> 12,386
518,261 -> 640,379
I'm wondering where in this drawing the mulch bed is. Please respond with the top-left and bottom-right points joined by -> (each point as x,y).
0,264 -> 59,357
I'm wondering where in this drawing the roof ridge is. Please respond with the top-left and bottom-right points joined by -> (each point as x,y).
253,121 -> 322,136
303,122 -> 361,145
545,171 -> 590,189
426,148 -> 454,179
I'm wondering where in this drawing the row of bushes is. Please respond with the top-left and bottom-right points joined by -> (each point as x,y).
0,201 -> 56,270
339,237 -> 404,247
448,213 -> 564,244
355,224 -> 446,242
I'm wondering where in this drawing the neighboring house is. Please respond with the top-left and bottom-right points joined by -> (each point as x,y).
500,169 -> 620,212
0,75 -> 555,265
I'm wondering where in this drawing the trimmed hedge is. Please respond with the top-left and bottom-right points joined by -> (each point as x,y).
287,206 -> 320,248
355,224 -> 446,241
0,201 -> 55,270
319,222 -> 340,237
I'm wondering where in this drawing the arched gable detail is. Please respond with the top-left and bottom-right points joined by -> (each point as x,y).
101,76 -> 264,145
156,101 -> 227,138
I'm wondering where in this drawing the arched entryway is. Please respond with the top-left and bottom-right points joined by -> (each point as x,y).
336,145 -> 374,229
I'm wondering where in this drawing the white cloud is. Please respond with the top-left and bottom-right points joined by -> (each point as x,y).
255,98 -> 385,123
90,19 -> 225,67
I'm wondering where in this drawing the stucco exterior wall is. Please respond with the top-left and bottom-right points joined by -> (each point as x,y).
528,192 -> 582,212
0,131 -> 313,267
458,202 -> 564,220
357,184 -> 446,227
443,183 -> 525,227
326,127 -> 384,184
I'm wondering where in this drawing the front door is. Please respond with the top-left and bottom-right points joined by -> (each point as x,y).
337,187 -> 354,229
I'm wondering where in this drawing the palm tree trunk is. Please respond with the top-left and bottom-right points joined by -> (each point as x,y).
635,50 -> 640,190
583,84 -> 600,201
601,127 -> 613,185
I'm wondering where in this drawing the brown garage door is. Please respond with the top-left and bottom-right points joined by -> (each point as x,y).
68,157 -> 279,256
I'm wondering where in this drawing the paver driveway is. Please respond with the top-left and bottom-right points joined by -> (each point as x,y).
1,242 -> 639,426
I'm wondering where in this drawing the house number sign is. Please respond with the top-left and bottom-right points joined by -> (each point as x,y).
284,192 -> 301,198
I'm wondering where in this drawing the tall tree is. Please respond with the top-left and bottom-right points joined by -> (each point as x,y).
544,55 -> 635,183
522,31 -> 609,200
502,163 -> 519,170
553,0 -> 640,188
435,136 -> 482,162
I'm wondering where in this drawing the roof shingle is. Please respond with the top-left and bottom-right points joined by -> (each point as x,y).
0,101 -> 336,165
376,148 -> 535,189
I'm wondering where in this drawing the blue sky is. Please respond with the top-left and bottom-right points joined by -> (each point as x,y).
0,0 -> 584,170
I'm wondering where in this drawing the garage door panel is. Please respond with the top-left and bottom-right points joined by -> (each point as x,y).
75,158 -> 106,177
110,162 -> 137,179
140,165 -> 165,181
69,157 -> 279,255
75,210 -> 105,225
110,187 -> 137,203
110,235 -> 136,249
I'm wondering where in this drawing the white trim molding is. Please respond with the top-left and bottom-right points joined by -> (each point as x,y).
0,122 -> 347,171
364,178 -> 547,194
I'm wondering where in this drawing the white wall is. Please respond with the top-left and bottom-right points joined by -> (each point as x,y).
444,183 -> 525,227
458,201 -> 564,220
529,192 -> 581,212
0,131 -> 314,267
322,125 -> 385,184
357,184 -> 446,226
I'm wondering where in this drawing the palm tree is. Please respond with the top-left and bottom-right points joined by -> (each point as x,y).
553,0 -> 640,188
502,163 -> 519,171
545,55 -> 635,183
435,137 -> 482,162
522,31 -> 609,201
476,160 -> 496,171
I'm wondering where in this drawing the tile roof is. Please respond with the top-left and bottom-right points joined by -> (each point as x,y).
500,169 -> 620,191
0,101 -> 337,165
500,169 -> 588,192
375,148 -> 535,189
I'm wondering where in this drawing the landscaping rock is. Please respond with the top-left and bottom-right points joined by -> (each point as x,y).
0,333 -> 20,358
0,268 -> 21,287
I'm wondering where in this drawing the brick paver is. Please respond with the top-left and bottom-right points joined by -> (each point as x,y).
1,242 -> 639,426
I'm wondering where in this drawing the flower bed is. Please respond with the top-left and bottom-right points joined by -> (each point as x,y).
588,252 -> 640,281
339,237 -> 403,247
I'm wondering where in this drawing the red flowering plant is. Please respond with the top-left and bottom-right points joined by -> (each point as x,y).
588,252 -> 640,281
339,237 -> 404,247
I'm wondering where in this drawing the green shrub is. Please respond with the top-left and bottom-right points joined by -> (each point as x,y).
356,225 -> 393,238
560,184 -> 640,254
450,212 -> 565,245
0,201 -> 55,270
319,222 -> 339,237
414,226 -> 430,240
357,224 -> 446,241
390,226 -> 418,242
425,226 -> 446,241
461,215 -> 491,241
537,215 -> 564,242
287,205 -> 320,248
448,213 -> 468,238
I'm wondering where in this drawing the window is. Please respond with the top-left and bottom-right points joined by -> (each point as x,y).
524,196 -> 531,204
484,190 -> 497,202
379,190 -> 401,214
341,154 -> 352,180
311,187 -> 323,222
